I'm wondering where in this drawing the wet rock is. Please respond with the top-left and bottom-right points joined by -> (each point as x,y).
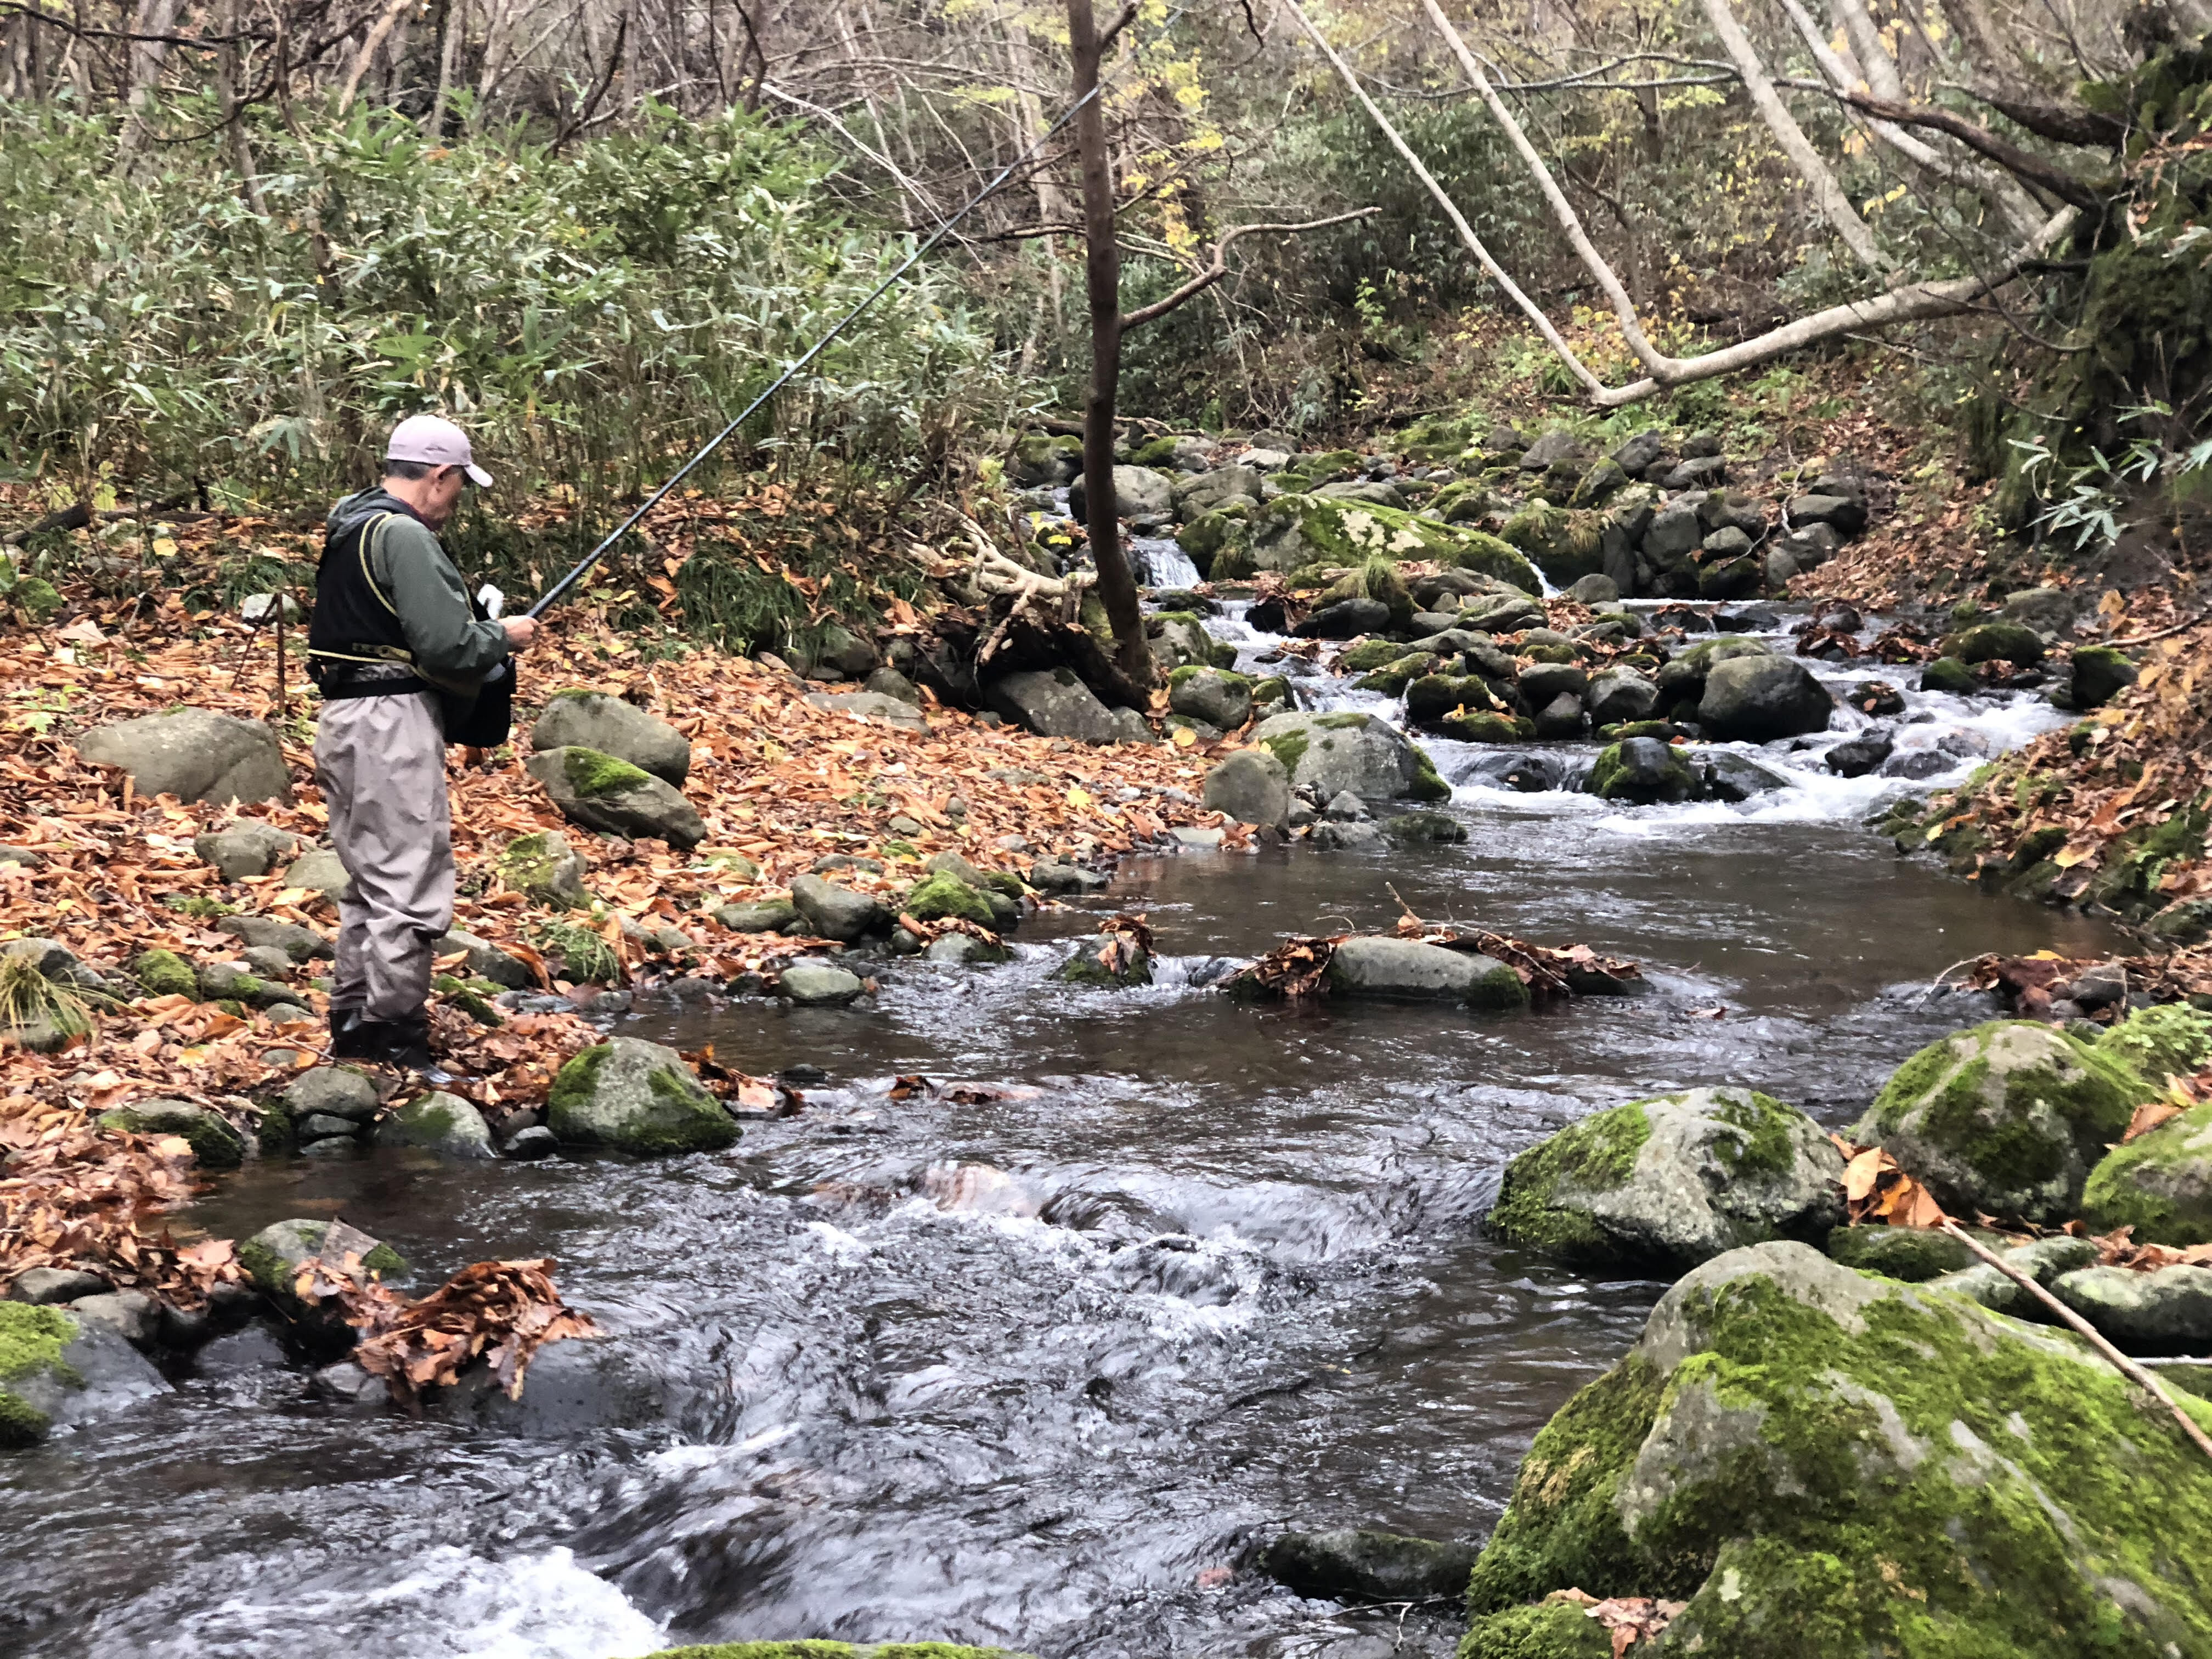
1458,592 -> 1548,633
1566,573 -> 1620,605
1785,492 -> 1867,535
377,1091 -> 496,1160
1486,1088 -> 1843,1267
1920,656 -> 1979,695
1851,1020 -> 2153,1222
526,746 -> 707,849
1588,737 -> 1693,805
66,1290 -> 159,1348
1695,749 -> 1790,801
2071,645 -> 2137,709
1926,1235 -> 2100,1319
2081,1096 -> 2212,1246
1056,934 -> 1153,988
1169,667 -> 1252,730
0,1304 -> 168,1444
1458,1241 -> 2212,1658
1200,748 -> 1291,834
1380,810 -> 1467,845
283,1066 -> 379,1125
789,874 -> 889,942
297,1111 -> 361,1142
529,690 -> 691,786
1532,691 -> 1584,739
75,709 -> 292,806
1309,820 -> 1388,851
779,962 -> 866,1006
1825,731 -> 1893,777
1696,655 -> 1832,741
96,1097 -> 246,1168
239,1218 -> 408,1317
1517,661 -> 1587,707
9,1267 -> 107,1305
1584,670 -> 1658,730
1324,936 -> 1527,1008
1880,748 -> 1950,780
1251,711 -> 1448,803
1822,1223 -> 1979,1282
502,1125 -> 558,1159
193,821 -> 302,882
924,934 -> 1006,967
1947,619 -> 2046,666
985,668 -> 1123,744
805,690 -> 931,734
196,1324 -> 289,1376
2051,1265 -> 2212,1352
1261,1529 -> 1479,1602
1293,597 -> 1391,640
1028,859 -> 1109,894
548,1036 -> 740,1154
422,1335 -> 683,1439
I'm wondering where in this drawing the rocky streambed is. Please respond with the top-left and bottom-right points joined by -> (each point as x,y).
1,591 -> 2182,1659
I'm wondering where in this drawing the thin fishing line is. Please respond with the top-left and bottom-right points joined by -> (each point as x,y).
529,8 -> 1180,618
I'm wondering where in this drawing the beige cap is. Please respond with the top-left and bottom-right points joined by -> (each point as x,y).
386,414 -> 493,487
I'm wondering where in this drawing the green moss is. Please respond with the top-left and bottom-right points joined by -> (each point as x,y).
1921,656 -> 1978,695
902,872 -> 995,927
1470,961 -> 1530,1009
97,1102 -> 246,1168
1260,729 -> 1310,776
2099,1003 -> 2212,1083
1499,503 -> 1607,585
1470,1252 -> 2212,1656
235,1235 -> 287,1292
548,1043 -> 612,1119
1441,712 -> 1533,742
1259,494 -> 1540,591
1467,1355 -> 1668,1610
1709,1090 -> 1796,1180
538,921 -> 619,983
1249,676 -> 1290,708
1822,1224 -> 1977,1282
132,949 -> 199,1000
161,894 -> 236,920
1409,742 -> 1451,803
1338,639 -> 1413,673
432,973 -> 504,1027
0,1304 -> 77,1447
498,831 -> 582,908
1588,741 -> 1693,804
362,1242 -> 407,1278
2082,1098 -> 2212,1244
1487,1102 -> 1652,1255
1459,1601 -> 1612,1659
562,746 -> 653,800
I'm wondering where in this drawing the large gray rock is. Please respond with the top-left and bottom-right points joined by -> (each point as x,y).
238,1217 -> 408,1314
778,961 -> 865,1006
376,1090 -> 496,1160
1457,1240 -> 2212,1656
2051,1264 -> 2212,1353
805,691 -> 931,734
1587,737 -> 1693,804
1201,747 -> 1290,833
95,1097 -> 246,1167
193,821 -> 301,882
217,914 -> 332,961
282,847 -> 352,900
1261,1530 -> 1477,1603
1324,936 -> 1527,1008
1169,668 -> 1251,731
1173,464 -> 1263,519
1696,655 -> 1833,740
77,709 -> 291,806
0,1305 -> 168,1444
985,669 -> 1122,745
525,746 -> 706,849
789,874 -> 888,942
713,899 -> 798,934
1069,464 -> 1175,521
281,1066 -> 380,1124
1585,668 -> 1660,727
1923,1235 -> 2100,1321
547,1036 -> 738,1154
1251,712 -> 1447,803
435,927 -> 534,989
1312,479 -> 1407,509
1487,1088 -> 1844,1267
529,691 -> 690,786
1457,591 -> 1546,634
1851,1020 -> 2152,1222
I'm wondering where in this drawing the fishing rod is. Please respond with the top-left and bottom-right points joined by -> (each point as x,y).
526,5 -> 1147,620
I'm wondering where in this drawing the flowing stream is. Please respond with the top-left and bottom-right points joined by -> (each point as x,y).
0,596 -> 2131,1659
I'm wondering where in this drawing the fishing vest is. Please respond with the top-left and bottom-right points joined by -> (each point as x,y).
307,509 -> 433,697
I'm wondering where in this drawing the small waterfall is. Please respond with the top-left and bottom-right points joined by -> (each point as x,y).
1136,537 -> 1201,590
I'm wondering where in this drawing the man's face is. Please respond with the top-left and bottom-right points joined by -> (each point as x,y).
417,465 -> 469,529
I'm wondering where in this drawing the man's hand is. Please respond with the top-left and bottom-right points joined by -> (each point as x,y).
502,616 -> 538,651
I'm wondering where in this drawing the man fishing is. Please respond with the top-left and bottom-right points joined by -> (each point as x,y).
307,415 -> 537,1070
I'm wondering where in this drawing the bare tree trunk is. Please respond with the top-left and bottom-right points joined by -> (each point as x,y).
1065,0 -> 1148,687
217,0 -> 269,212
426,0 -> 460,133
1287,0 -> 1609,398
111,0 -> 182,167
1832,0 -> 1906,99
1004,10 -> 1066,329
340,0 -> 416,113
1697,0 -> 1889,270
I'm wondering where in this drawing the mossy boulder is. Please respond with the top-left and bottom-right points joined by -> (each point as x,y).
131,948 -> 199,1000
1251,710 -> 1448,802
530,689 -> 691,786
2082,1099 -> 2212,1246
238,1217 -> 408,1316
1945,619 -> 2046,665
547,1036 -> 739,1155
377,1090 -> 497,1160
1351,654 -> 1437,697
97,1097 -> 246,1168
1499,502 -> 1608,586
524,746 -> 707,850
495,830 -> 590,907
1587,737 -> 1694,805
2098,1002 -> 2212,1084
1851,1020 -> 2155,1222
1056,934 -> 1153,988
1338,637 -> 1411,674
0,1302 -> 168,1447
1822,1223 -> 1980,1282
1920,656 -> 1980,695
1461,1240 -> 2212,1657
2072,644 -> 2138,709
902,871 -> 995,928
1487,1089 -> 1843,1267
1463,1601 -> 1612,1659
1246,494 -> 1539,590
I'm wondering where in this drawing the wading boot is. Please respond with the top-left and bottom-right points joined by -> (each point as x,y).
329,1006 -> 373,1059
371,1012 -> 454,1082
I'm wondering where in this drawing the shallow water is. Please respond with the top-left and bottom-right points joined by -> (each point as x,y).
0,598 -> 2129,1659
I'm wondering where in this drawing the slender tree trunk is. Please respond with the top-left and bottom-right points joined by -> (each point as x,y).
1697,0 -> 1889,270
426,0 -> 459,133
217,0 -> 268,213
1004,13 -> 1066,329
111,0 -> 181,168
1065,0 -> 1148,687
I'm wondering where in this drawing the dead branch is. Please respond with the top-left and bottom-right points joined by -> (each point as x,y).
1119,207 -> 1379,331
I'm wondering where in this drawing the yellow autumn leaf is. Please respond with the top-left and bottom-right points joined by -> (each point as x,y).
151,537 -> 179,558
1171,727 -> 1197,748
1066,786 -> 1093,809
2054,845 -> 2094,867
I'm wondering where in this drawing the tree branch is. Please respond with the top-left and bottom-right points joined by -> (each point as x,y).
1956,84 -> 2130,148
1119,207 -> 1379,331
1785,81 -> 2108,211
